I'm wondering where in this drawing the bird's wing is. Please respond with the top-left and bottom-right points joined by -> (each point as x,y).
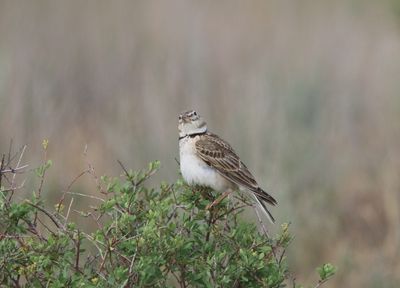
195,133 -> 263,194
195,132 -> 277,222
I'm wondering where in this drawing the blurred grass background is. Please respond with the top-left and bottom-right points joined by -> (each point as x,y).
1,0 -> 400,286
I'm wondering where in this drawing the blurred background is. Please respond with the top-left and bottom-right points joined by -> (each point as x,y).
1,0 -> 400,286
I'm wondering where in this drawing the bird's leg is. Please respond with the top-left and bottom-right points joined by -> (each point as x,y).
206,190 -> 231,210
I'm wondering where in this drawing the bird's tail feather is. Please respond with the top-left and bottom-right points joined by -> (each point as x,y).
254,188 -> 277,206
253,195 -> 275,224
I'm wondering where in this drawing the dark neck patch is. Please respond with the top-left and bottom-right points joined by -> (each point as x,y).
179,131 -> 206,140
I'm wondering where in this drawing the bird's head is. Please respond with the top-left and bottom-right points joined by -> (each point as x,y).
178,110 -> 207,138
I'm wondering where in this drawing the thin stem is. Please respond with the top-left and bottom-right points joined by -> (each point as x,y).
57,170 -> 88,213
26,201 -> 62,229
75,230 -> 81,272
314,276 -> 334,288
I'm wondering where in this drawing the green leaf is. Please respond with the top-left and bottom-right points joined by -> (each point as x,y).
317,263 -> 337,280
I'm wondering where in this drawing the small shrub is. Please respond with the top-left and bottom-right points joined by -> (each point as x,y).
0,144 -> 335,287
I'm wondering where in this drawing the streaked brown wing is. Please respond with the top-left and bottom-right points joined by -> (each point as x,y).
195,133 -> 260,192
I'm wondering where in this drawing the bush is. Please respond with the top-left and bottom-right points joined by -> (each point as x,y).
0,143 -> 335,287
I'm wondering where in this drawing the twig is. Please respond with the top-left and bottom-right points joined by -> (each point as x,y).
179,264 -> 188,288
170,269 -> 182,288
135,162 -> 160,188
205,209 -> 214,242
1,179 -> 26,192
90,214 -> 115,271
3,265 -> 21,288
0,154 -> 5,187
10,145 -> 26,189
26,201 -> 62,229
65,191 -> 105,202
57,170 -> 88,213
313,276 -> 334,288
7,138 -> 13,165
75,230 -> 81,272
1,165 -> 29,174
36,217 -> 56,236
0,234 -> 35,239
21,218 -> 46,241
34,145 -> 46,226
291,273 -> 296,288
6,143 -> 26,167
80,231 -> 105,260
125,243 -> 139,286
216,204 -> 246,220
83,147 -> 106,195
117,160 -> 135,188
278,247 -> 287,266
64,197 -> 74,227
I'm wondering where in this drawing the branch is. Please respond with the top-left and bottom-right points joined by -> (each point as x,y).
313,276 -> 334,288
26,201 -> 63,229
117,160 -> 135,188
75,230 -> 81,272
0,154 -> 5,187
1,165 -> 29,174
57,169 -> 88,213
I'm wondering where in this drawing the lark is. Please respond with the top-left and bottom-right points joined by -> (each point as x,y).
178,110 -> 277,223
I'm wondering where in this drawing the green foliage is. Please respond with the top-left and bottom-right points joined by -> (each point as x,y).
0,156 -> 335,287
317,263 -> 337,282
34,159 -> 52,178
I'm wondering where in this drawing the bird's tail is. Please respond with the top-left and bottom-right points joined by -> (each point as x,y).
253,188 -> 277,224
254,188 -> 277,206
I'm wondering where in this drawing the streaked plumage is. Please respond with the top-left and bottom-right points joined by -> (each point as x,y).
178,110 -> 277,223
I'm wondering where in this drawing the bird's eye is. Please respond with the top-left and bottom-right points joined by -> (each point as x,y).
193,111 -> 197,116
179,115 -> 182,120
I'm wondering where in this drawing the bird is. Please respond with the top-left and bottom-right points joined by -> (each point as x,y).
178,109 -> 277,223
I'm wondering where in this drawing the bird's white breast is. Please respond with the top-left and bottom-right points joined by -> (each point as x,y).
179,137 -> 233,192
